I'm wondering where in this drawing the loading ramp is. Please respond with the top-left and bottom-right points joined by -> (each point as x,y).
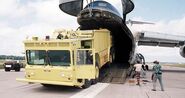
99,64 -> 129,84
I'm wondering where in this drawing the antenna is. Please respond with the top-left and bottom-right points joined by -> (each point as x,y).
126,19 -> 155,26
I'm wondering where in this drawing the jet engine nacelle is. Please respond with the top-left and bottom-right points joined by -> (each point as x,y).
180,45 -> 185,58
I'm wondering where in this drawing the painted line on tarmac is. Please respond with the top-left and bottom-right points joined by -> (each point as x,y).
70,83 -> 109,98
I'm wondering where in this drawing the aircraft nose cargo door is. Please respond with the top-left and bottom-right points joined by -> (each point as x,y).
75,49 -> 96,79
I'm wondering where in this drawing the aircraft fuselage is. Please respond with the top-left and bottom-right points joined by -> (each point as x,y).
77,1 -> 136,66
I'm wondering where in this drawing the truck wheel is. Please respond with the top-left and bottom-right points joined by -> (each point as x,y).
5,68 -> 10,72
82,79 -> 92,89
15,68 -> 20,72
92,65 -> 99,84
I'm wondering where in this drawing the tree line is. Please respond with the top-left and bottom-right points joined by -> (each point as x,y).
0,55 -> 25,60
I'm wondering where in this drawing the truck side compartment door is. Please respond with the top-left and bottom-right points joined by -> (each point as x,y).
75,49 -> 95,79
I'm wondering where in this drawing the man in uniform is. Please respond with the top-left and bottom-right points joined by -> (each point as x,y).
152,60 -> 164,91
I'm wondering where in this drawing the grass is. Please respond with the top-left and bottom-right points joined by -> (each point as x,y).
0,60 -> 4,69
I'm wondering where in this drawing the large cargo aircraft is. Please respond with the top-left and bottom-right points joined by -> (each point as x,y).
16,0 -> 185,87
59,0 -> 185,66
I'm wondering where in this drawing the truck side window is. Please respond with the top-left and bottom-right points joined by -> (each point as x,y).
77,50 -> 93,65
81,40 -> 92,49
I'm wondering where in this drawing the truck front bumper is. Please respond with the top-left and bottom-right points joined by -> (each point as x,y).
16,78 -> 80,87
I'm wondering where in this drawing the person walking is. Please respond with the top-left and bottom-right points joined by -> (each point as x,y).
152,60 -> 164,91
134,61 -> 142,85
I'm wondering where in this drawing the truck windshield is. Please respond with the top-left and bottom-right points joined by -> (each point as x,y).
48,50 -> 70,66
26,50 -> 47,65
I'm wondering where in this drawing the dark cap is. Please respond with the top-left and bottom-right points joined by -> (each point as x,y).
153,60 -> 159,64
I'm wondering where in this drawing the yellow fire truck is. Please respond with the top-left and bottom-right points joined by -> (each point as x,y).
17,29 -> 112,88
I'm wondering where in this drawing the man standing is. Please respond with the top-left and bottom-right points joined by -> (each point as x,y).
134,61 -> 142,85
152,60 -> 164,91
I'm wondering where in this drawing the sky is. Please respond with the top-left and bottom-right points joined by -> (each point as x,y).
0,0 -> 185,63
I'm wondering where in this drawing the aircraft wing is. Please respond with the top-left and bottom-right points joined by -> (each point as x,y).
126,19 -> 155,25
137,31 -> 185,47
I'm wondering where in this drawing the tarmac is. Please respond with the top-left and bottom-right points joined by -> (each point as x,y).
0,65 -> 185,98
71,65 -> 185,98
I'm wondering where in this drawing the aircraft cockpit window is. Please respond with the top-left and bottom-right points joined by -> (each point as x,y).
84,1 -> 120,16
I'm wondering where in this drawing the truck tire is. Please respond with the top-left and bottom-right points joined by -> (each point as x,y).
15,67 -> 20,72
5,68 -> 10,72
82,79 -> 92,89
92,64 -> 99,84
